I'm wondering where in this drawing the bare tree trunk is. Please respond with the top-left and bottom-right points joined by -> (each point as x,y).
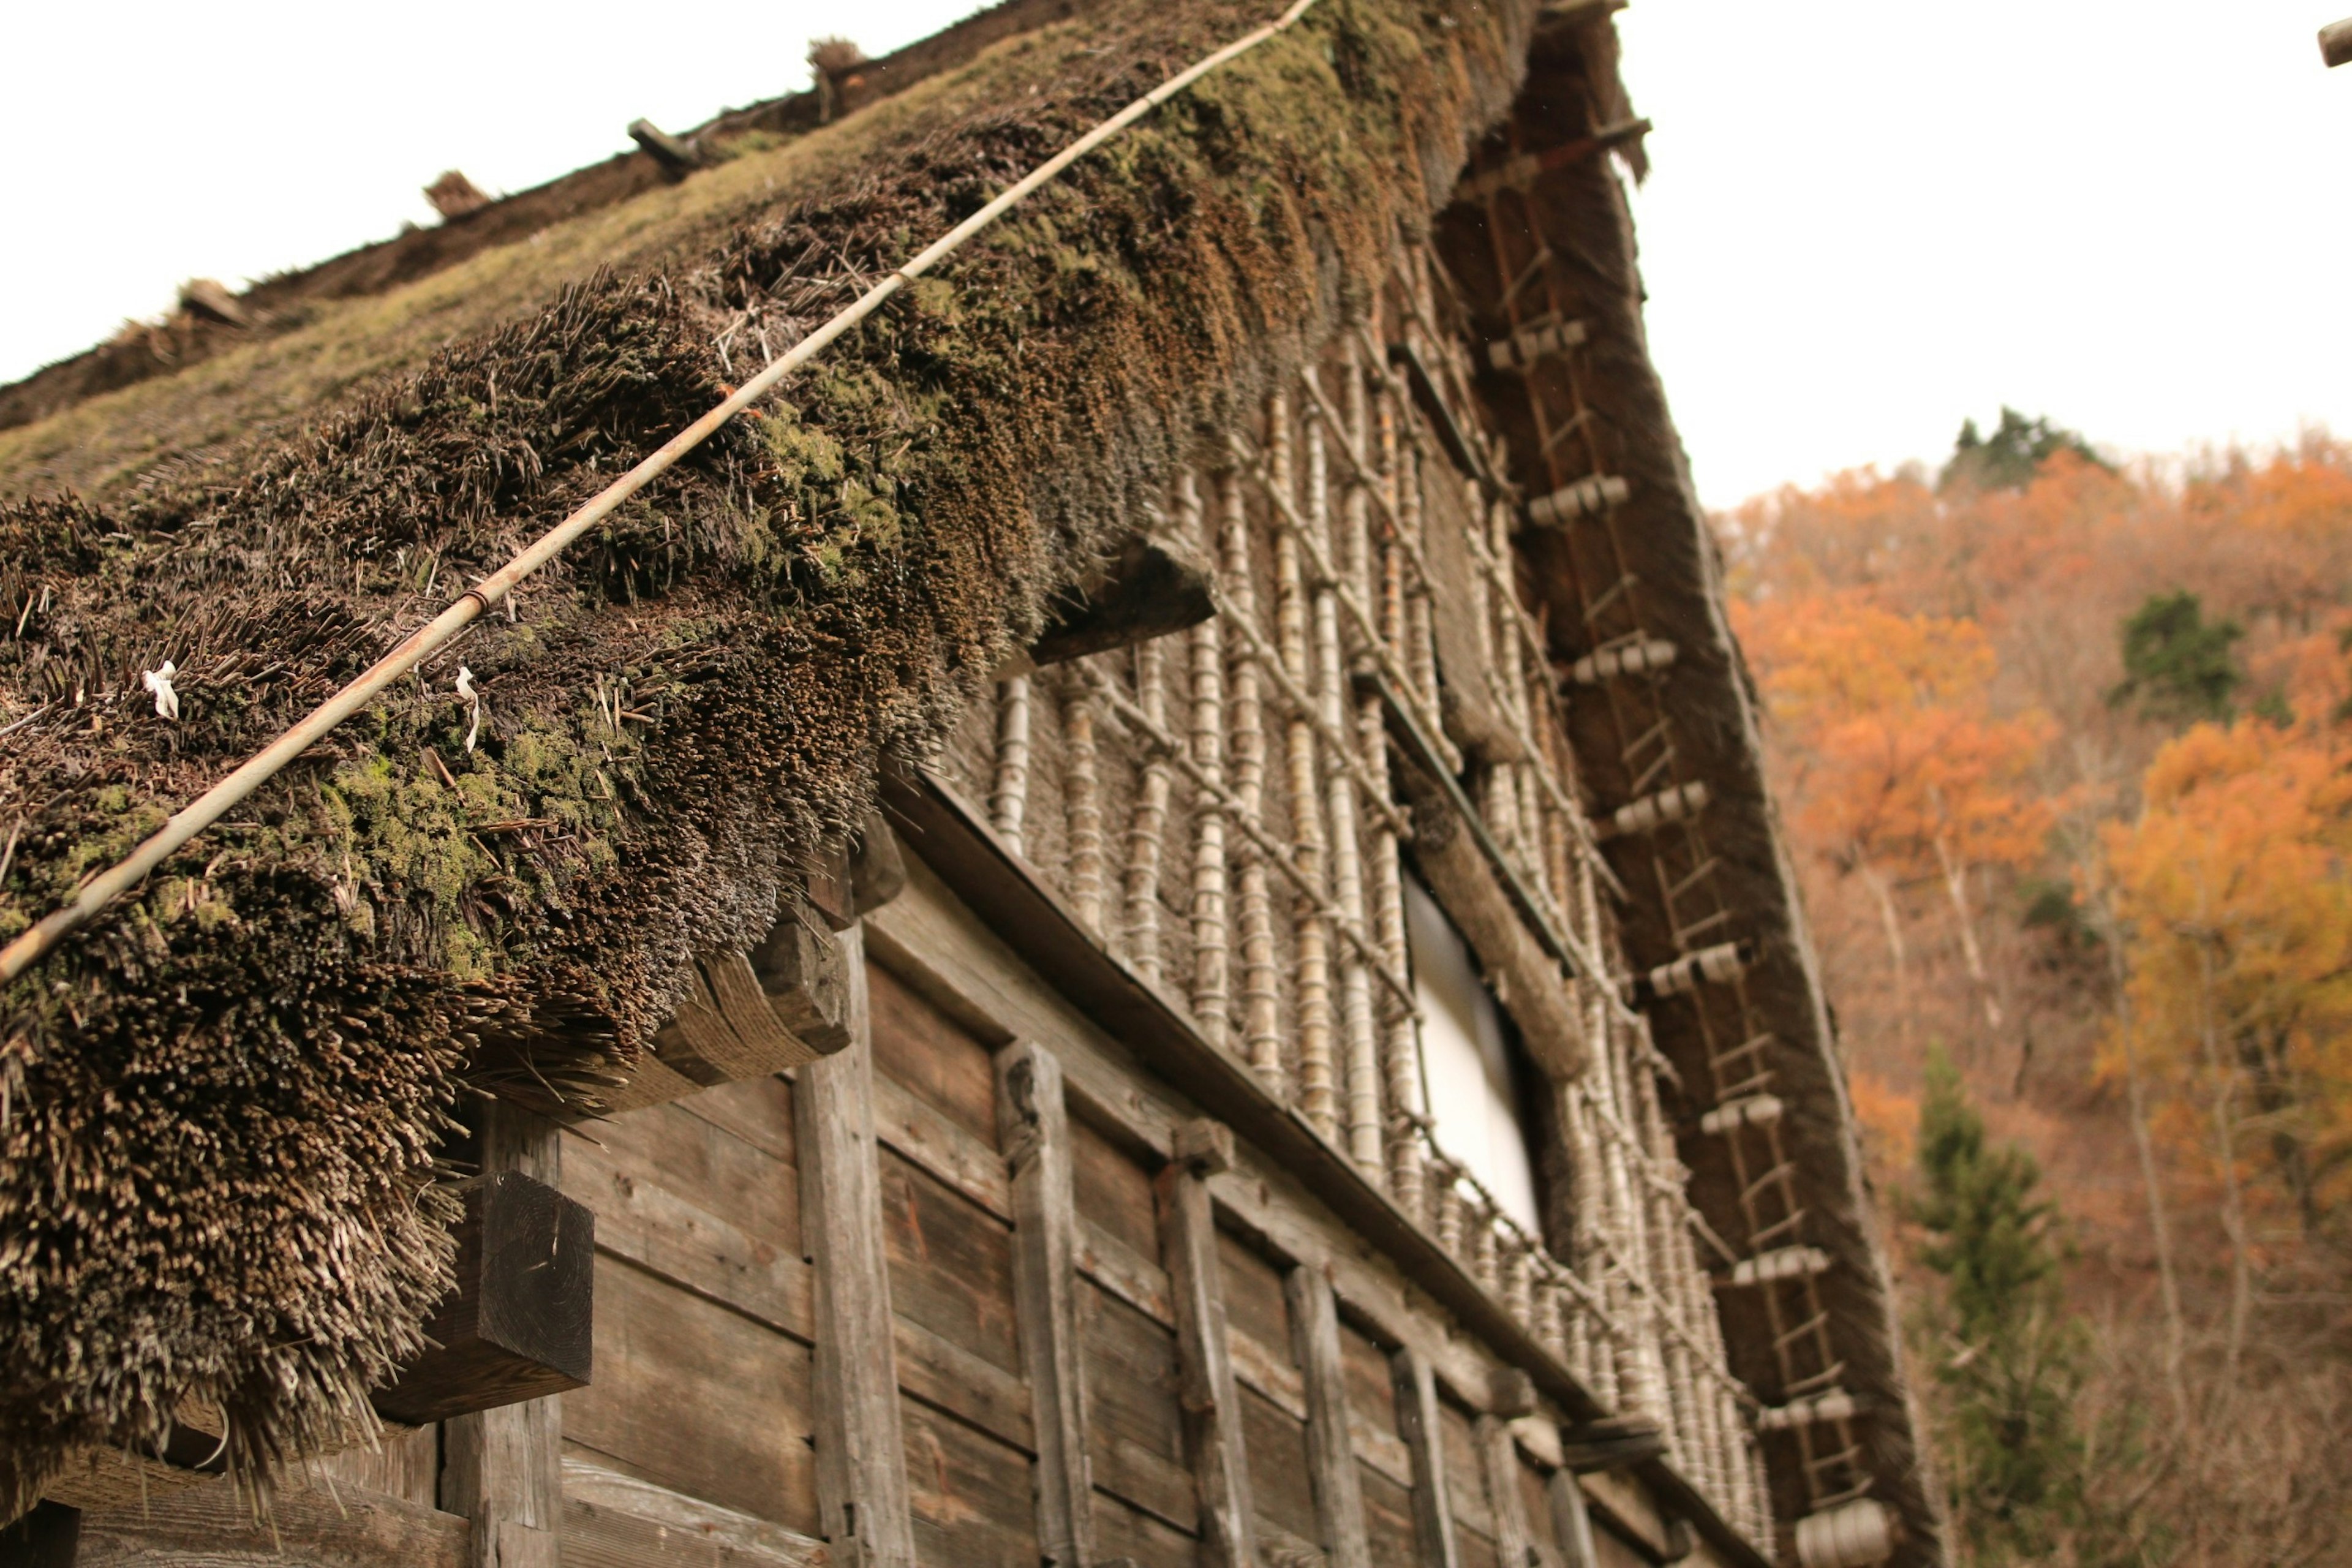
1855,847 -> 1912,1049
1931,827 -> 2005,1035
2093,879 -> 2190,1425
2194,922 -> 2252,1393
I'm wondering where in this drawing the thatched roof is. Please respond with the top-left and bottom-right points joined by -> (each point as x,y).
0,0 -> 1536,1512
0,0 -> 1937,1553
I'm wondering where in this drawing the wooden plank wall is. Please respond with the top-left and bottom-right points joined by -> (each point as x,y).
557,1076 -> 820,1533
852,857 -> 1670,1568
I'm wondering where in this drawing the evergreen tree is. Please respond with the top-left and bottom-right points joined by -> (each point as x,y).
1939,407 -> 2106,492
1911,1050 -> 2089,1559
2108,589 -> 2244,723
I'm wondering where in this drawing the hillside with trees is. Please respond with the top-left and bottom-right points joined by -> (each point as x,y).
1721,414 -> 2352,1564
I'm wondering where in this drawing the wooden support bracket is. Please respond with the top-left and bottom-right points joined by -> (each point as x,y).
374,1171 -> 593,1425
1289,1266 -> 1373,1568
798,925 -> 918,1568
1156,1118 -> 1257,1568
997,1040 -> 1096,1568
1392,1347 -> 1463,1568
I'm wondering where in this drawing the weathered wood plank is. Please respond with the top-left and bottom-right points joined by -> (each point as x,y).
871,1063 -> 1011,1218
878,1145 -> 1022,1374
671,1074 -> 797,1164
561,1458 -> 829,1568
559,1254 -> 817,1531
798,925 -> 917,1567
442,1102 -> 565,1568
317,1423 -> 440,1508
1079,1213 -> 1174,1328
1475,1417 -> 1534,1568
1240,1385 -> 1322,1547
876,777 -> 1619,1427
77,1476 -> 467,1568
1392,1349 -> 1463,1568
1360,1464 -> 1421,1568
869,959 -> 1004,1150
899,1396 -> 1040,1568
561,1125 -> 814,1338
1289,1266 -> 1374,1568
1070,1112 -> 1161,1264
996,1039 -> 1095,1568
1440,1404 -> 1496,1544
893,1308 -> 1036,1453
1156,1119 -> 1258,1568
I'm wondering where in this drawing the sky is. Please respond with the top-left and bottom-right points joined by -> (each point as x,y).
6,1 -> 2351,507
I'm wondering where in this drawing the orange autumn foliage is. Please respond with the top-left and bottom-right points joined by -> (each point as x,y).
1735,593 -> 2053,883
2103,716 -> 2352,1239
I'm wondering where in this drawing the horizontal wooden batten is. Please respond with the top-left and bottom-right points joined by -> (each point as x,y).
879,766 -> 1771,1568
76,1475 -> 469,1568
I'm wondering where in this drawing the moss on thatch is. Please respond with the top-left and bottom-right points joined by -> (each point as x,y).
0,0 -> 1536,1512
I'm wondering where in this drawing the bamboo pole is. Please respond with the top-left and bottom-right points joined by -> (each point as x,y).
1219,470 -> 1287,1096
1125,639 -> 1174,982
0,0 -> 1327,986
1270,393 -> 1339,1140
1316,364 -> 1381,1173
1181,471 -> 1233,1047
992,674 -> 1033,855
1062,668 -> 1107,932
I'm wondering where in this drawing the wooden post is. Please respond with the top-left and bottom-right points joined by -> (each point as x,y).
1155,1120 -> 1257,1568
1475,1415 -> 1534,1568
1390,1348 -> 1462,1568
1286,1265 -> 1372,1568
997,1040 -> 1095,1568
1548,1471 -> 1602,1568
442,1102 -> 564,1568
797,925 -> 917,1568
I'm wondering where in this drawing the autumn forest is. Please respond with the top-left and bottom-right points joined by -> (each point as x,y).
1724,412 -> 2352,1564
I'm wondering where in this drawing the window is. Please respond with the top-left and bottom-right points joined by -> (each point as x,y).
1404,875 -> 1543,1233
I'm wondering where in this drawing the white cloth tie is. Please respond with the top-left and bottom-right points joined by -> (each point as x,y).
454,666 -> 484,753
143,660 -> 180,721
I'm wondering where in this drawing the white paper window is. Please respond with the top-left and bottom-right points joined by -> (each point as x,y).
1404,875 -> 1543,1233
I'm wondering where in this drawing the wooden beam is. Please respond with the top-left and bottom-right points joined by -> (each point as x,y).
375,1172 -> 594,1424
1556,1417 -> 1668,1474
996,1040 -> 1096,1568
78,1475 -> 467,1568
562,1458 -> 829,1568
1287,1266 -> 1373,1568
626,117 -> 704,173
1476,1415 -> 1536,1568
1391,1348 -> 1463,1568
1155,1119 -> 1259,1568
0,1502 -> 78,1568
753,907 -> 854,1056
441,1102 -> 565,1568
1030,532 -> 1215,667
796,925 -> 918,1568
1548,1471 -> 1602,1568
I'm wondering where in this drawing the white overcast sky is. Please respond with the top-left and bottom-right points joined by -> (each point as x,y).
6,1 -> 2350,507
